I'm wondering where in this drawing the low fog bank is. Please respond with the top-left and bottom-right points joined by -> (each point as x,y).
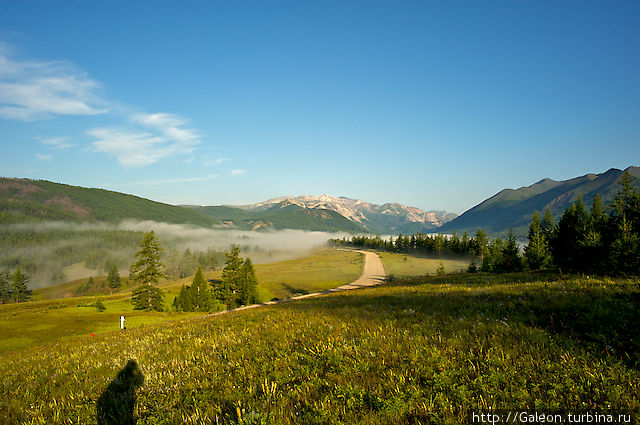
2,220 -> 352,288
117,220 -> 351,257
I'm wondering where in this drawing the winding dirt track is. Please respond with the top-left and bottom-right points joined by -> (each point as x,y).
202,250 -> 386,317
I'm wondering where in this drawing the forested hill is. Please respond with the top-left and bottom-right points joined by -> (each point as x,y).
0,178 -> 219,226
438,166 -> 640,236
191,201 -> 367,233
0,178 -> 366,233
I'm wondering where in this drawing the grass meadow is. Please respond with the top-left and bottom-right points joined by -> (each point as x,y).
378,251 -> 470,278
0,249 -> 363,356
1,270 -> 638,424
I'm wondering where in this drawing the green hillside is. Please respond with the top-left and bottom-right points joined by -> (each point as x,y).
192,201 -> 367,233
0,178 -> 219,226
439,166 -> 640,236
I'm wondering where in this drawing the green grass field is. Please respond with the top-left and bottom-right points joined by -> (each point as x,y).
378,251 -> 470,277
1,249 -> 363,356
1,272 -> 638,424
158,248 -> 364,301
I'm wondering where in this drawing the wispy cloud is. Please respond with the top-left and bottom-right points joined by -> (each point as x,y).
115,174 -> 219,186
230,169 -> 246,176
1,42 -> 210,170
205,158 -> 229,166
35,153 -> 53,161
89,128 -> 170,168
89,112 -> 202,168
40,137 -> 73,149
0,44 -> 108,121
132,113 -> 199,145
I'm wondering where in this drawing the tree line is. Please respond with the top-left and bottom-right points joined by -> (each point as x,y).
525,171 -> 640,274
333,171 -> 640,275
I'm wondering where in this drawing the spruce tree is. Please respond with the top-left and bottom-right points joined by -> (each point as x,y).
107,265 -> 121,292
481,237 -> 504,272
11,267 -> 31,303
132,284 -> 165,311
472,229 -> 488,263
129,231 -> 166,311
498,228 -> 523,272
551,197 -> 589,272
582,194 -> 608,273
238,259 -> 257,305
129,231 -> 166,286
524,211 -> 550,270
541,208 -> 556,242
0,272 -> 10,304
221,247 -> 243,308
191,266 -> 212,311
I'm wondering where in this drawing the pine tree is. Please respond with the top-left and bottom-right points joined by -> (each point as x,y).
95,299 -> 106,312
481,237 -> 504,272
498,228 -> 523,272
524,211 -> 550,270
608,172 -> 640,273
129,231 -> 166,311
541,208 -> 556,242
191,266 -> 212,311
129,231 -> 166,286
472,229 -> 488,263
0,272 -> 10,304
551,197 -> 589,272
11,267 -> 31,303
582,194 -> 608,273
132,284 -> 165,311
107,265 -> 121,292
238,259 -> 257,305
221,247 -> 244,308
87,276 -> 95,289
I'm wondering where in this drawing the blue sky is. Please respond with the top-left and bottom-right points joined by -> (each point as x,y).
1,1 -> 639,214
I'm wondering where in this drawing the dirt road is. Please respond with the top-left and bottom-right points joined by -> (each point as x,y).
203,250 -> 386,316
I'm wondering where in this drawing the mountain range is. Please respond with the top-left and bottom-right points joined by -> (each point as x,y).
439,166 -> 640,236
0,178 -> 454,234
2,166 -> 638,236
202,195 -> 456,234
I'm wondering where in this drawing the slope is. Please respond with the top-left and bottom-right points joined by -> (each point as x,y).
0,178 -> 218,226
438,166 -> 640,236
191,201 -> 367,233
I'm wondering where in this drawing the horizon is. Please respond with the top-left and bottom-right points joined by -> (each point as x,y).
1,2 -> 639,215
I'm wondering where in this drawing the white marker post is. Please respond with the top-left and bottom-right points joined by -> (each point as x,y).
120,315 -> 125,330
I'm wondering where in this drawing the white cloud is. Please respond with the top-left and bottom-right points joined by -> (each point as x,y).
230,169 -> 246,176
0,45 -> 108,121
204,158 -> 229,166
35,153 -> 53,161
89,128 -> 169,168
131,113 -> 200,145
89,111 -> 203,168
40,137 -> 73,149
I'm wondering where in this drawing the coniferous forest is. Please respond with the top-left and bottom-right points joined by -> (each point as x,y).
333,172 -> 640,276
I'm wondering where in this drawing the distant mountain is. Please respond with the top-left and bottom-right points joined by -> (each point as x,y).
0,178 -> 456,234
193,201 -> 367,233
438,166 -> 640,236
0,178 -> 218,226
231,194 -> 456,234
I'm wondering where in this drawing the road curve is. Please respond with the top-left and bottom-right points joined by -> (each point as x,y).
203,250 -> 386,317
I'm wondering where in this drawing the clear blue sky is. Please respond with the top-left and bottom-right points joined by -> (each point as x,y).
1,1 -> 639,214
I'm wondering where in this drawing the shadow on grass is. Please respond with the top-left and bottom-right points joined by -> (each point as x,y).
279,272 -> 640,368
281,283 -> 309,296
96,359 -> 144,425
